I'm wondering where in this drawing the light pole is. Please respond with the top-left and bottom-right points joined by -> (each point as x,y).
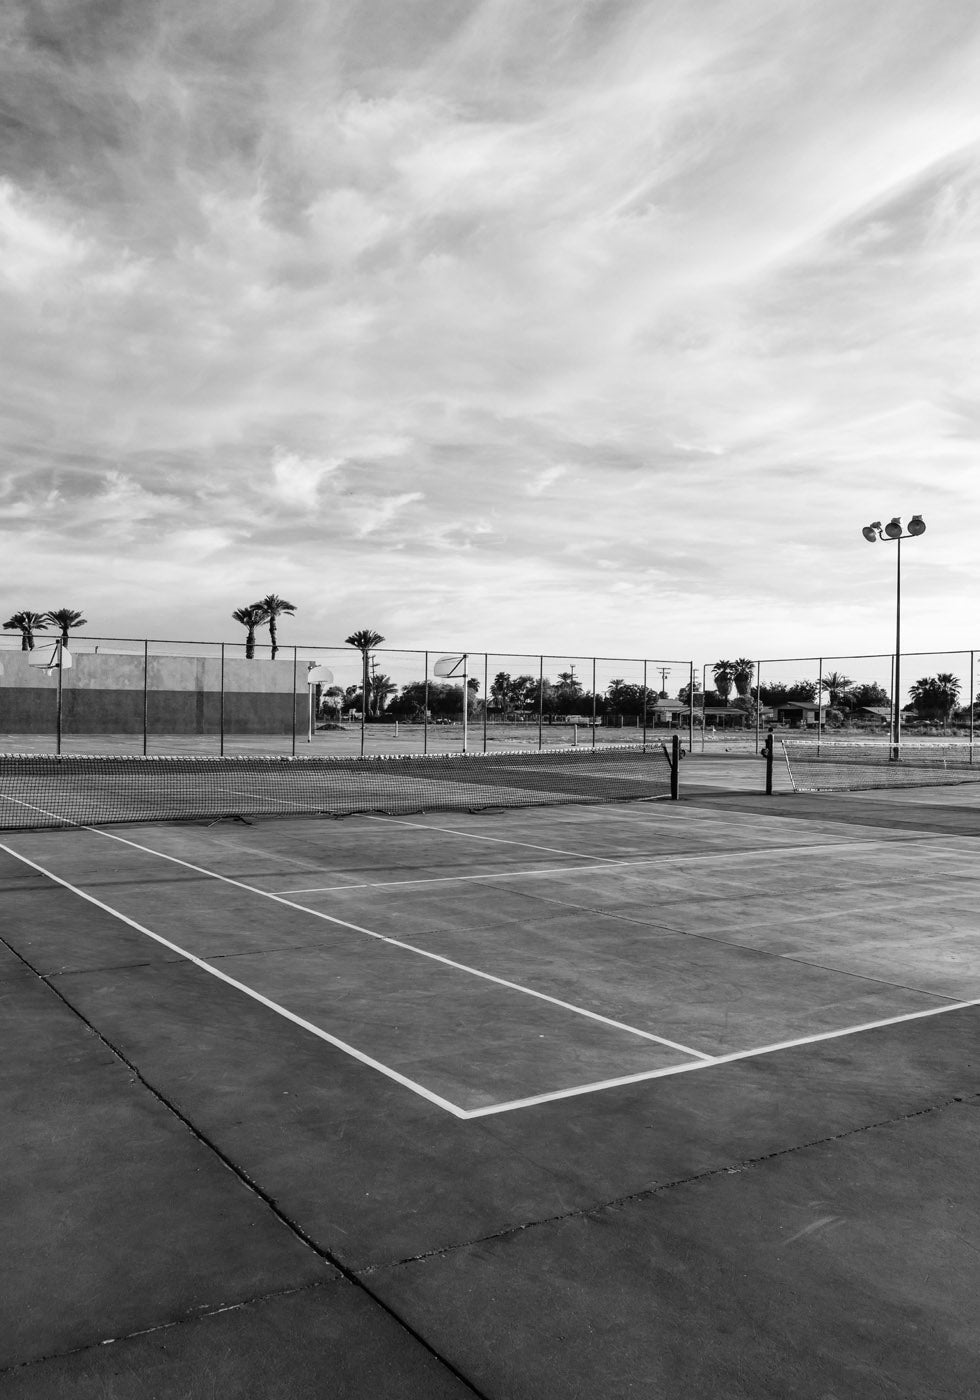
861,514 -> 926,759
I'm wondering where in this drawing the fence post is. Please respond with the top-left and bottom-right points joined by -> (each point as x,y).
55,642 -> 64,755
670,732 -> 680,800
538,657 -> 544,751
291,647 -> 298,757
483,653 -> 488,753
142,640 -> 149,756
970,650 -> 975,763
219,644 -> 225,757
642,660 -> 648,750
817,657 -> 823,754
591,658 -> 597,749
688,661 -> 695,754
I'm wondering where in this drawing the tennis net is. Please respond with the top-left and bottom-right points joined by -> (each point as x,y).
0,745 -> 674,830
781,740 -> 980,793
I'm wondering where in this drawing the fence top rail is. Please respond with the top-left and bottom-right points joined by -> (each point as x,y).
0,634 -> 694,665
756,648 -> 977,664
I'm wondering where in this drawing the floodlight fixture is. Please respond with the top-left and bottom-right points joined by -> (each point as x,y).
859,511 -> 928,759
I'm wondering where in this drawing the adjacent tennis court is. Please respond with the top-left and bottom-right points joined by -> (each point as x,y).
2,750 -> 978,1397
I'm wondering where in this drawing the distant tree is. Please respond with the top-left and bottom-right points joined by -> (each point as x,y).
3,610 -> 48,651
712,661 -> 734,702
44,608 -> 88,645
345,629 -> 385,721
759,680 -> 818,706
847,682 -> 890,710
232,603 -> 269,659
252,594 -> 296,660
909,674 -> 961,722
820,671 -> 852,707
369,672 -> 397,715
731,659 -> 755,699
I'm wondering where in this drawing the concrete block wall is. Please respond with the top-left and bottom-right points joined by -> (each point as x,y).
0,651 -> 309,735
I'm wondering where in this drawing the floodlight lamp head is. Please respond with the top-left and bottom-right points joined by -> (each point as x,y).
884,517 -> 903,539
861,525 -> 878,543
908,514 -> 926,536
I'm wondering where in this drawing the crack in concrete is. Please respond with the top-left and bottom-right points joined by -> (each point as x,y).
0,934 -> 492,1400
359,1090 -> 979,1277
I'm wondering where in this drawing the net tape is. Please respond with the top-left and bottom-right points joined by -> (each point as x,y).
0,746 -> 673,830
781,741 -> 980,793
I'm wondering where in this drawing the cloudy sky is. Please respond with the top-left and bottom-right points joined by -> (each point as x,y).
2,0 -> 979,669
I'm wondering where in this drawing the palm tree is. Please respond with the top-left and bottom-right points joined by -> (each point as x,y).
935,672 -> 962,722
731,658 -> 755,699
232,603 -> 269,659
44,608 -> 88,645
345,629 -> 385,719
3,610 -> 48,651
821,671 -> 852,707
252,594 -> 296,660
712,660 -> 734,703
370,672 -> 397,715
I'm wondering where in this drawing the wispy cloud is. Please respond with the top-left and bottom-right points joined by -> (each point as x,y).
2,0 -> 979,661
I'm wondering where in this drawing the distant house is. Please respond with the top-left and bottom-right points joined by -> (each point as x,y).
857,705 -> 892,726
771,700 -> 829,728
647,700 -> 768,729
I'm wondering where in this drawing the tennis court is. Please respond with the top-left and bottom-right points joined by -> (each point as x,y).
2,750 -> 978,1397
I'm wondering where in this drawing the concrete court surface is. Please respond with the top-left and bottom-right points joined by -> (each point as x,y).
1,758 -> 978,1398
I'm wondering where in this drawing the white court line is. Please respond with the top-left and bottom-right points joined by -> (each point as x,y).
0,824 -> 709,1063
0,842 -> 470,1119
459,997 -> 980,1117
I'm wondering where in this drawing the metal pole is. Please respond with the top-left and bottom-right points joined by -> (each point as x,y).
360,650 -> 367,757
538,656 -> 544,751
423,652 -> 429,754
219,644 -> 225,756
462,654 -> 468,753
483,653 -> 488,753
701,663 -> 708,752
688,661 -> 695,754
754,660 -> 761,753
817,657 -> 823,754
55,640 -> 63,755
142,639 -> 148,756
670,733 -> 680,800
591,658 -> 597,749
291,647 -> 298,756
893,536 -> 901,759
970,650 -> 975,762
642,660 -> 648,750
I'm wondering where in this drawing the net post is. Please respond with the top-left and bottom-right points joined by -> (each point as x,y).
291,647 -> 298,756
142,640 -> 148,757
591,657 -> 597,749
538,656 -> 544,751
219,644 -> 225,757
670,732 -> 680,800
762,728 -> 774,795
